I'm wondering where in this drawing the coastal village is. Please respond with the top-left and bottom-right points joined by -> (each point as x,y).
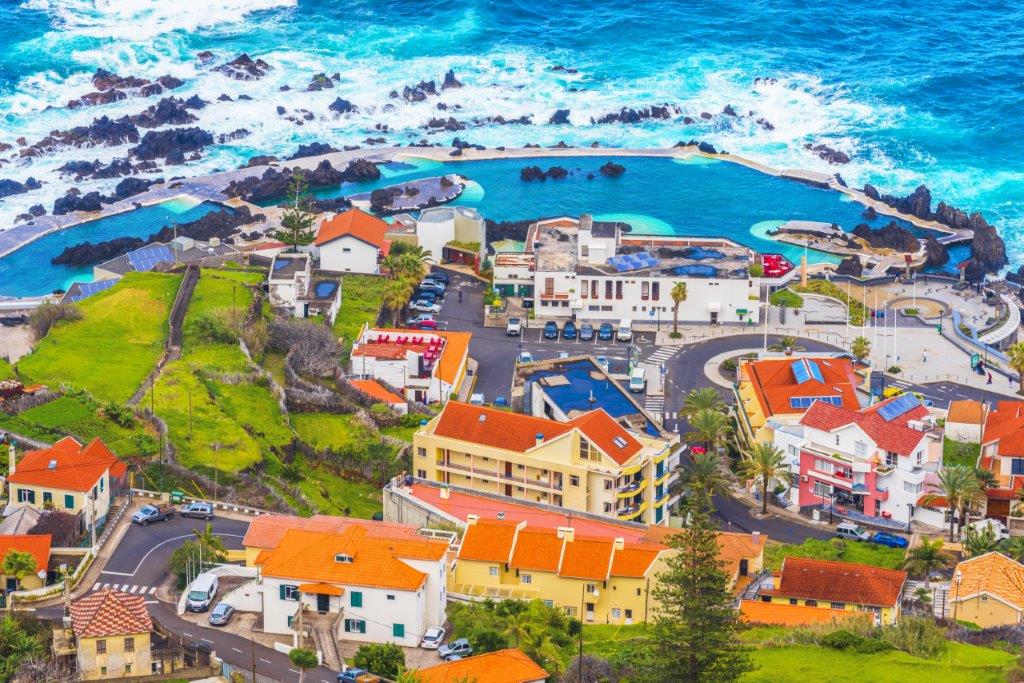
0,53 -> 1022,683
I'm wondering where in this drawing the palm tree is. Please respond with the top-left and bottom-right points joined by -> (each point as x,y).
739,442 -> 786,515
0,615 -> 42,680
392,242 -> 434,265
1008,341 -> 1024,394
922,465 -> 985,541
902,538 -> 952,588
678,451 -> 731,500
913,586 -> 933,612
685,407 -> 732,453
963,523 -> 1000,557
1003,536 -> 1024,562
851,335 -> 871,363
502,611 -> 531,647
0,550 -> 37,590
768,335 -> 804,356
288,647 -> 319,683
193,523 -> 226,555
670,281 -> 687,334
681,387 -> 725,419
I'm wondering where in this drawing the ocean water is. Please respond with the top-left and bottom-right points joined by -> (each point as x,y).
1,0 -> 1022,264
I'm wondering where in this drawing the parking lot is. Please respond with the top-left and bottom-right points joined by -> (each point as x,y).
424,269 -> 668,406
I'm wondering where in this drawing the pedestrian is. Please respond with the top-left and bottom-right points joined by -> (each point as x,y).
458,289 -> 463,303
987,372 -> 993,384
922,351 -> 927,363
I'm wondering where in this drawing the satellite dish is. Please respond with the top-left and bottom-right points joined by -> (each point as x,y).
37,569 -> 47,581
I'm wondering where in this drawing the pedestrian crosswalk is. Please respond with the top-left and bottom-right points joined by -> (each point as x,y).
92,582 -> 157,595
645,395 -> 665,414
646,347 -> 677,365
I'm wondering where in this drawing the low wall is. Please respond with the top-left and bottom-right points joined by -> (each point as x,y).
131,488 -> 270,517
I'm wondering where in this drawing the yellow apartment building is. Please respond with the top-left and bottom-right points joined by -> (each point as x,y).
70,589 -> 153,680
413,402 -> 676,525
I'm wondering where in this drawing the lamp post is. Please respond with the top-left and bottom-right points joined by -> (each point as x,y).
578,586 -> 599,682
953,569 -> 963,622
907,503 -> 915,534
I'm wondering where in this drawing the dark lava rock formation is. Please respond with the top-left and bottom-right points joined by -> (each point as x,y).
804,143 -> 850,164
519,166 -> 570,182
441,69 -> 463,90
24,115 -> 140,157
214,54 -> 272,80
0,177 -> 42,199
599,161 -> 626,177
286,142 -> 339,160
592,105 -> 677,125
129,127 -> 214,161
852,221 -> 919,252
835,257 -> 863,276
221,159 -> 373,204
329,98 -> 357,115
548,109 -> 571,125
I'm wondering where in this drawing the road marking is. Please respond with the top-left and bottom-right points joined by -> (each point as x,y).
101,583 -> 110,589
260,658 -> 272,664
101,569 -> 134,576
144,600 -> 158,604
118,532 -> 247,577
289,669 -> 300,674
92,582 -> 100,591
232,648 -> 243,654
183,632 -> 194,638
129,585 -> 139,593
148,587 -> 157,594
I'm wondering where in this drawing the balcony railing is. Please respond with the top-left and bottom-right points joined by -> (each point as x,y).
617,501 -> 647,521
436,460 -> 562,490
616,479 -> 646,498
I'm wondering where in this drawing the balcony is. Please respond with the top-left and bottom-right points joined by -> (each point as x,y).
435,459 -> 497,479
655,469 -> 672,487
617,501 -> 647,521
876,487 -> 889,501
617,479 -> 646,498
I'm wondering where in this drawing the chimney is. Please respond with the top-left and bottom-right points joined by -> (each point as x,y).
579,214 -> 593,233
752,531 -> 760,538
613,537 -> 625,551
440,486 -> 451,500
7,442 -> 15,476
535,433 -> 545,447
557,527 -> 575,542
466,514 -> 479,524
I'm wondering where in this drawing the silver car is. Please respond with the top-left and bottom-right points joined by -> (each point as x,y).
208,602 -> 234,626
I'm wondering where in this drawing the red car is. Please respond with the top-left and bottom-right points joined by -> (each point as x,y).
405,315 -> 438,330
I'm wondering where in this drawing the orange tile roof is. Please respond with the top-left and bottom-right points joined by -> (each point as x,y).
0,534 -> 51,573
953,552 -> 1024,611
509,527 -> 565,573
559,537 -> 615,580
431,402 -> 574,453
243,514 -> 422,551
298,582 -> 345,596
947,400 -> 984,425
360,329 -> 471,386
256,527 -> 447,591
609,544 -> 663,578
457,519 -> 520,563
643,528 -> 766,577
739,600 -> 871,627
416,648 -> 548,683
742,357 -> 860,418
70,589 -> 152,638
350,379 -> 406,405
800,397 -> 931,456
764,557 -> 907,607
8,437 -> 120,492
983,402 -> 1024,457
315,208 -> 389,249
567,409 -> 642,464
435,330 -> 471,385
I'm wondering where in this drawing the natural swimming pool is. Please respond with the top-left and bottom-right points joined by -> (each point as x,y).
0,199 -> 228,297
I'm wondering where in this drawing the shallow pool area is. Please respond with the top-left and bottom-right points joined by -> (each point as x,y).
0,200 -> 228,297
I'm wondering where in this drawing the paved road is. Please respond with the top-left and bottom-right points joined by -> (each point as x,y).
37,512 -> 340,683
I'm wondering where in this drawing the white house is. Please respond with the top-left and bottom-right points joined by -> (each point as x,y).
777,395 -> 946,529
350,326 -> 472,404
415,206 -> 485,266
314,208 -> 391,274
256,526 -> 449,647
945,400 -> 985,443
493,215 -> 772,324
266,253 -> 342,323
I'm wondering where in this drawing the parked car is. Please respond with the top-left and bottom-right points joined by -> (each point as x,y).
962,518 -> 1010,541
425,272 -> 449,285
506,317 -> 523,336
628,367 -> 647,393
405,314 -> 438,330
421,626 -> 445,649
418,280 -> 446,293
186,574 -> 219,612
208,602 -> 235,626
835,522 -> 871,542
616,318 -> 633,342
562,321 -> 577,340
181,501 -> 214,520
132,504 -> 174,526
337,668 -> 381,683
518,351 -> 534,364
438,638 -> 473,660
494,396 -> 508,407
871,532 -> 908,548
598,322 -> 614,341
579,323 -> 595,341
469,393 -> 485,405
409,300 -> 442,314
595,356 -> 610,373
543,321 -> 559,339
411,289 -> 439,302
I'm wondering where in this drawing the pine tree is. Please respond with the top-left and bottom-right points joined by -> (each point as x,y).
639,486 -> 751,682
273,171 -> 317,251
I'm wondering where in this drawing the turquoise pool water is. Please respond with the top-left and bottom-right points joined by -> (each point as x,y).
0,200 -> 227,297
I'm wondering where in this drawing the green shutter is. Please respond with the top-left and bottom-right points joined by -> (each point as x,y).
64,494 -> 75,509
279,585 -> 287,600
43,492 -> 52,504
393,623 -> 405,638
287,615 -> 293,628
351,591 -> 362,607
28,490 -> 35,504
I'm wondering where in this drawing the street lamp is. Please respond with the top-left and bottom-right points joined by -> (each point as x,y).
953,569 -> 963,622
578,586 -> 599,681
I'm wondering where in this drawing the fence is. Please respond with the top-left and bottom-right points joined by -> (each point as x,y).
131,488 -> 271,517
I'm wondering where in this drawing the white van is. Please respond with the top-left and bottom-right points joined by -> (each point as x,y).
186,573 -> 219,612
628,367 -> 647,393
962,518 -> 1010,541
616,318 -> 633,342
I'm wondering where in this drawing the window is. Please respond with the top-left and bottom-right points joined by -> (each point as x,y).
335,553 -> 353,563
393,623 -> 405,638
834,435 -> 840,446
636,588 -> 642,596
788,444 -> 798,457
885,452 -> 898,468
580,279 -> 588,299
805,600 -> 817,607
521,574 -> 533,584
579,440 -> 591,460
904,481 -> 923,494
386,594 -> 395,601
543,599 -> 554,608
64,493 -> 74,509
1012,459 -> 1024,475
830,602 -> 846,610
544,278 -> 554,296
814,459 -> 834,475
344,619 -> 367,634
99,476 -> 105,492
811,481 -> 832,498
591,281 -> 599,298
124,637 -> 134,653
125,664 -> 132,674
585,583 -> 597,593
350,591 -> 363,607
96,640 -> 107,654
489,566 -> 499,577
417,447 -> 426,457
288,615 -> 294,628
641,281 -> 649,300
16,489 -> 35,504
280,585 -> 299,601
615,281 -> 623,299
981,595 -> 989,602
604,502 -> 612,513
611,608 -> 622,619
625,609 -> 633,620
417,469 -> 426,478
570,475 -> 580,487
342,247 -> 351,253
651,282 -> 660,301
42,492 -> 52,505
854,441 -> 867,457
605,281 -> 613,299
101,667 -> 107,677
604,479 -> 613,490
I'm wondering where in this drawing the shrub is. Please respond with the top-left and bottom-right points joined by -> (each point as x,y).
722,358 -> 738,372
28,301 -> 82,339
880,616 -> 948,659
103,401 -> 136,428
820,629 -> 864,650
191,312 -> 237,344
887,365 -> 902,374
353,643 -> 405,679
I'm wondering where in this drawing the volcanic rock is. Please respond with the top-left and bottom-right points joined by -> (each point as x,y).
441,69 -> 463,90
339,158 -> 381,183
129,97 -> 198,128
72,90 -> 127,108
548,109 -> 571,125
875,184 -> 932,219
804,143 -> 850,164
329,98 -> 357,115
862,184 -> 880,200
835,256 -> 863,276
756,117 -> 774,131
92,68 -> 148,91
551,65 -> 578,74
286,142 -> 338,160
400,80 -> 437,102
129,127 -> 214,161
215,53 -> 272,80
243,155 -> 278,168
923,236 -> 949,268
28,204 -> 45,217
157,75 -> 184,90
722,104 -> 738,117
183,95 -> 207,110
306,73 -> 334,91
0,177 -> 42,199
851,221 -> 919,252
217,128 -> 250,143
25,115 -> 139,156
53,190 -> 106,215
599,161 -> 626,177
51,236 -> 146,266
592,105 -> 675,125
223,160 -> 348,203
968,222 -> 1009,278
425,117 -> 465,131
862,206 -> 877,220
139,84 -> 163,97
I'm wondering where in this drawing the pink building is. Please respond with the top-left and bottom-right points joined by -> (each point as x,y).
789,394 -> 945,528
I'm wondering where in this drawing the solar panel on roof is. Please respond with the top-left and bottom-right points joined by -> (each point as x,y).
127,244 -> 174,272
877,393 -> 921,421
789,395 -> 843,409
66,278 -> 118,302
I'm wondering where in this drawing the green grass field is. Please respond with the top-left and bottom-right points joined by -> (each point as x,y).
764,538 -> 906,571
0,359 -> 14,380
291,413 -> 375,452
743,642 -> 1015,682
332,274 -> 390,347
0,393 -> 151,456
18,273 -> 181,403
943,440 -> 981,468
294,463 -> 384,519
183,269 -> 264,343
